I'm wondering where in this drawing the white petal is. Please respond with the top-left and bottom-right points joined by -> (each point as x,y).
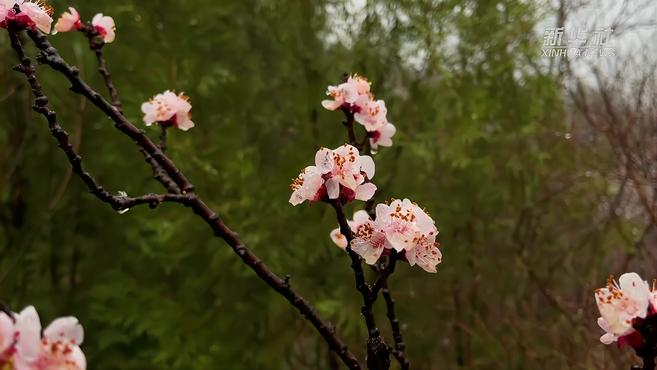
359,155 -> 375,179
382,123 -> 396,137
355,183 -> 377,201
321,100 -> 341,111
597,317 -> 610,332
600,333 -> 616,345
352,210 -> 371,226
330,228 -> 348,249
15,306 -> 42,362
289,191 -> 305,206
375,203 -> 391,224
351,238 -> 384,265
0,312 -> 13,353
177,119 -> 195,131
44,316 -> 84,345
325,178 -> 340,199
315,148 -> 334,174
70,345 -> 87,369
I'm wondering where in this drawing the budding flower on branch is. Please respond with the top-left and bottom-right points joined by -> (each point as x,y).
91,13 -> 115,43
331,200 -> 442,273
0,306 -> 87,370
289,144 -> 377,206
141,90 -> 195,131
595,272 -> 657,347
52,6 -> 79,33
0,0 -> 53,33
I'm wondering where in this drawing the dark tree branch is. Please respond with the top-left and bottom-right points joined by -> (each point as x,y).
342,109 -> 358,147
140,148 -> 181,193
330,199 -> 390,370
81,25 -> 121,113
382,282 -> 409,370
80,26 -> 180,194
159,125 -> 168,153
371,253 -> 398,301
27,30 -> 195,194
7,28 -> 362,370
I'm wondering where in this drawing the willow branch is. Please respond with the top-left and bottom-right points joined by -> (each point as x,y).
8,28 -> 362,370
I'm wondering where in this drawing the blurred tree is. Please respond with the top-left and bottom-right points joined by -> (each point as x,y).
1,0 -> 649,369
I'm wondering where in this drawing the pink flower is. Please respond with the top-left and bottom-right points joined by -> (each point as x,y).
91,13 -> 115,43
354,99 -> 388,132
321,75 -> 395,138
595,273 -> 651,345
0,0 -> 53,34
321,82 -> 359,111
288,166 -> 325,206
375,199 -> 437,253
348,75 -> 371,95
289,144 -> 377,206
350,216 -> 391,265
321,74 -> 373,113
14,306 -> 86,370
330,210 -> 371,249
405,235 -> 442,273
346,199 -> 442,270
370,123 -> 396,150
53,7 -> 80,33
141,90 -> 195,131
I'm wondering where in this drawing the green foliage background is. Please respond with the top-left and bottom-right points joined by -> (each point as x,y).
0,0 -> 646,369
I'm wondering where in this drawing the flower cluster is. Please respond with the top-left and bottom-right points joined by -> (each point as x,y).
321,75 -> 396,150
330,199 -> 442,273
53,7 -> 115,43
0,306 -> 86,370
141,90 -> 195,131
289,144 -> 376,206
0,0 -> 53,33
595,272 -> 657,346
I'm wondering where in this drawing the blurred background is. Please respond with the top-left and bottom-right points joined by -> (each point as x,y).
1,0 -> 656,369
